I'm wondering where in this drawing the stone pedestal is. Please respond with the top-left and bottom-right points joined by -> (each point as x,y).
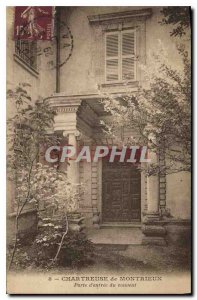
68,213 -> 85,232
142,217 -> 167,245
142,213 -> 167,246
142,236 -> 166,246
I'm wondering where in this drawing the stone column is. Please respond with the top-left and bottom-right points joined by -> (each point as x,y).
63,131 -> 85,232
146,150 -> 160,219
66,132 -> 80,185
142,148 -> 166,245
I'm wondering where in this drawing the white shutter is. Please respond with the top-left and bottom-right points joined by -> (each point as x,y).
121,30 -> 136,81
105,33 -> 119,82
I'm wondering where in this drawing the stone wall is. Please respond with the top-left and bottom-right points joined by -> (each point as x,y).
7,209 -> 38,245
165,221 -> 191,247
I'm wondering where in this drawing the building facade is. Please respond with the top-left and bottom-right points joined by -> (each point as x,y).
7,6 -> 191,245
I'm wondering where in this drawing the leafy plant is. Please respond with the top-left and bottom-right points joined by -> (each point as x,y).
7,228 -> 94,270
99,43 -> 191,175
36,175 -> 85,265
7,83 -> 60,269
160,7 -> 191,37
7,84 -> 89,269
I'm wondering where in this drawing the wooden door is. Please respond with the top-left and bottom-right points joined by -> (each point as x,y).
102,160 -> 141,222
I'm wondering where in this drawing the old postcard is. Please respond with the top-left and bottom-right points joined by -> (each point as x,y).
6,6 -> 191,294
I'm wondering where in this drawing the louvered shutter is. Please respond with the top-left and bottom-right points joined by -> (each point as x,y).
105,33 -> 119,82
121,30 -> 136,80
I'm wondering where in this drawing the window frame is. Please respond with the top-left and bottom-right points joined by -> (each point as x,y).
105,29 -> 137,84
14,40 -> 38,73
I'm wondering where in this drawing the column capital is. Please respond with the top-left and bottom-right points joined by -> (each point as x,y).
63,130 -> 81,138
46,95 -> 82,132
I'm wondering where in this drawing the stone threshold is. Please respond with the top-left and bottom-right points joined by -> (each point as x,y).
100,222 -> 142,228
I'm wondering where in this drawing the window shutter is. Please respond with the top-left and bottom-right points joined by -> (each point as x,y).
121,31 -> 136,80
105,33 -> 119,82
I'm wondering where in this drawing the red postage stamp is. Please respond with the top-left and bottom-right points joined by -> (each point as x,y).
14,6 -> 53,40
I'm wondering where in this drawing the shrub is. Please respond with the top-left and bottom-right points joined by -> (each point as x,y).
7,215 -> 94,270
58,231 -> 94,268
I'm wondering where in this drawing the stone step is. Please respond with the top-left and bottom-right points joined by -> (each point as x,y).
100,222 -> 141,228
86,227 -> 143,245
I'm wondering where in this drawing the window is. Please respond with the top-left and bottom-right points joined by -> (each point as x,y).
105,30 -> 136,82
15,40 -> 37,71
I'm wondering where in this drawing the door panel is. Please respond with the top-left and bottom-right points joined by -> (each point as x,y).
102,160 -> 141,222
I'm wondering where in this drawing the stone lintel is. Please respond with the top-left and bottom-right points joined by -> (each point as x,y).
88,8 -> 153,25
46,95 -> 100,139
47,96 -> 82,110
